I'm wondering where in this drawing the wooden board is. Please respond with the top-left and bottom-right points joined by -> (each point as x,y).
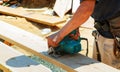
0,64 -> 11,72
0,20 -> 119,72
0,42 -> 52,72
53,0 -> 72,18
0,20 -> 76,72
0,6 -> 66,26
47,54 -> 120,72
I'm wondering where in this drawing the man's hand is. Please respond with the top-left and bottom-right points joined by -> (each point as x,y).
47,33 -> 59,48
47,37 -> 58,48
69,28 -> 80,40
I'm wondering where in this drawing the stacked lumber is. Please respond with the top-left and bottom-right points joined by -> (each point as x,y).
0,6 -> 66,26
0,20 -> 120,72
0,21 -> 75,72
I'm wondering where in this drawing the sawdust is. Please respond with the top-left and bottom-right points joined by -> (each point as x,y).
30,55 -> 66,72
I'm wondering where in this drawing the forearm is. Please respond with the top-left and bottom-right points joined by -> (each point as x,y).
54,0 -> 95,44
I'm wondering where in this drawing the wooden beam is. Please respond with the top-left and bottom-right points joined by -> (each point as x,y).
0,21 -> 76,72
0,20 -> 119,72
0,6 -> 66,26
0,64 -> 11,72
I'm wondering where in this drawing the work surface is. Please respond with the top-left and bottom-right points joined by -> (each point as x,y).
0,20 -> 120,72
44,53 -> 120,72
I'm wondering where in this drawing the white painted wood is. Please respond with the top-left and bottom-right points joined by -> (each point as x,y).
0,20 -> 76,72
0,20 -> 119,72
0,20 -> 48,53
0,42 -> 52,72
53,0 -> 72,18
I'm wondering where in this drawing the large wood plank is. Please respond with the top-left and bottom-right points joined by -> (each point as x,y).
0,6 -> 66,26
47,54 -> 120,72
0,42 -> 52,72
0,20 -> 119,72
0,20 -> 76,72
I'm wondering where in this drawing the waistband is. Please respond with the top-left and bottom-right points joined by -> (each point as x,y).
94,21 -> 114,39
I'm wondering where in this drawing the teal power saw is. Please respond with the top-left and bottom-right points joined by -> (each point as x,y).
48,29 -> 89,57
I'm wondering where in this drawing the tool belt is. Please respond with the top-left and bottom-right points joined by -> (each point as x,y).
109,16 -> 120,58
94,20 -> 114,38
94,21 -> 110,32
109,16 -> 120,38
94,16 -> 120,58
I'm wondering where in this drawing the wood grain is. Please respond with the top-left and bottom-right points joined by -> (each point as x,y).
0,6 -> 66,26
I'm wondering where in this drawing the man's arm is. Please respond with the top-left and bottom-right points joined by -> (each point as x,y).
48,0 -> 95,47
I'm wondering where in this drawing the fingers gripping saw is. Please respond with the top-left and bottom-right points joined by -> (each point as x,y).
48,29 -> 89,57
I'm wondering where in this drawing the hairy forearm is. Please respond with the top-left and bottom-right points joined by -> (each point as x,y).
54,0 -> 95,44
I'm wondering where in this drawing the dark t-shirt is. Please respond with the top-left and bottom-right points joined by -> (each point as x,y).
80,0 -> 120,21
80,0 -> 120,38
92,0 -> 120,21
91,0 -> 120,38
